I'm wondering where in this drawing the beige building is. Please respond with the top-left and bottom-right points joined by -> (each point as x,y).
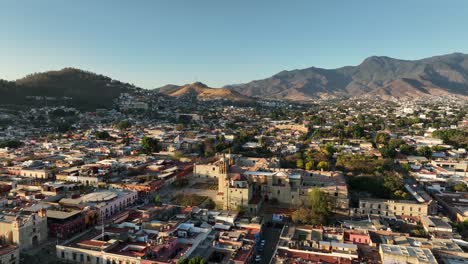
355,198 -> 437,218
379,244 -> 437,264
5,167 -> 53,179
0,209 -> 48,251
56,234 -> 144,264
194,155 -> 349,214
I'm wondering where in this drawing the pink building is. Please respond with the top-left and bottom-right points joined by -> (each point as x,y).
345,231 -> 371,245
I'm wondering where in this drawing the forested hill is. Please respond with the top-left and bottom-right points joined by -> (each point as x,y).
0,68 -> 137,109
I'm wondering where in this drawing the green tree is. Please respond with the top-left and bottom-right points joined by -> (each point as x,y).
317,161 -> 330,171
417,146 -> 433,159
292,189 -> 331,225
322,143 -> 336,159
205,198 -> 216,210
380,147 -> 396,158
95,131 -> 112,140
305,160 -> 314,170
178,256 -> 206,264
401,163 -> 411,173
453,182 -> 468,192
0,140 -> 23,149
116,120 -> 131,130
154,194 -> 161,206
296,159 -> 304,169
376,133 -> 390,145
399,144 -> 415,155
141,136 -> 161,154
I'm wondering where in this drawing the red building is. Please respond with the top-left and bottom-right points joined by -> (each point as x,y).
47,209 -> 98,239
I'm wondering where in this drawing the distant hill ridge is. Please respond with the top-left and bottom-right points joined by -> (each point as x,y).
155,82 -> 252,102
0,53 -> 467,110
225,52 -> 468,100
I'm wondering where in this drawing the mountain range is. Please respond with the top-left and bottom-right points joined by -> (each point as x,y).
226,52 -> 468,100
0,53 -> 467,110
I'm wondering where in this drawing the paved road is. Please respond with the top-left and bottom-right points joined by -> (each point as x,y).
258,225 -> 283,264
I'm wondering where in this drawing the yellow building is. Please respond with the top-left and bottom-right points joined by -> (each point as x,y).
0,209 -> 48,251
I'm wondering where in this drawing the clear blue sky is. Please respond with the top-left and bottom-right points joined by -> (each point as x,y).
1,0 -> 468,88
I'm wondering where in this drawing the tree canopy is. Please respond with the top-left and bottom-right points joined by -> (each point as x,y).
178,256 -> 206,264
141,136 -> 161,154
292,188 -> 331,225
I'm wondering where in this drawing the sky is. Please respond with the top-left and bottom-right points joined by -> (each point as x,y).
1,0 -> 468,89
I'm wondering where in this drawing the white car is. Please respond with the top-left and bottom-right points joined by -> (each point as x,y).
255,255 -> 261,262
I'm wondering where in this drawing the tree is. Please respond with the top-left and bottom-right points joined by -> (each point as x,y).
351,124 -> 364,138
322,143 -> 336,159
178,257 -> 206,264
291,207 -> 311,224
388,139 -> 404,149
453,182 -> 468,192
399,144 -> 415,155
0,140 -> 23,149
95,131 -> 112,140
205,198 -> 216,210
305,160 -> 314,170
154,194 -> 161,206
292,189 -> 331,225
417,146 -> 433,159
141,136 -> 161,154
376,133 -> 390,145
116,120 -> 131,130
317,161 -> 330,171
380,147 -> 396,158
296,159 -> 304,169
432,129 -> 468,148
401,163 -> 411,173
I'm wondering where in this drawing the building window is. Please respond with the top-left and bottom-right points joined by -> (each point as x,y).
277,190 -> 280,195
61,252 -> 64,259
